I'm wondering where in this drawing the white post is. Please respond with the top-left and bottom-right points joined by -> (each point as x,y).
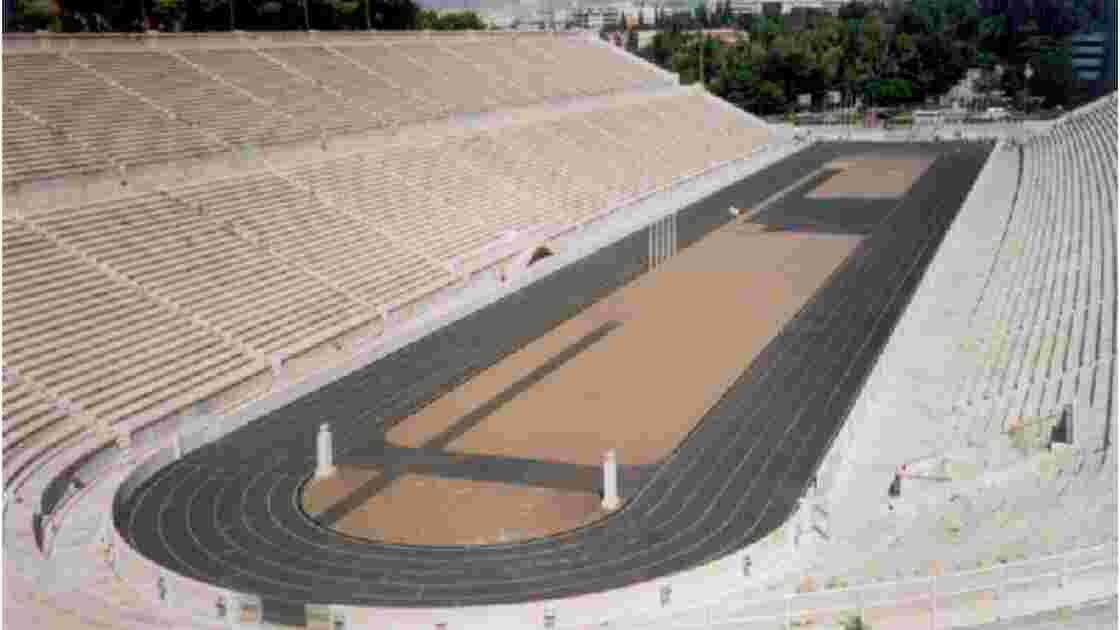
995,563 -> 1006,600
116,429 -> 132,459
107,528 -> 117,571
208,416 -> 223,442
316,423 -> 336,480
799,498 -> 812,545
270,354 -> 285,384
602,449 -> 620,511
668,215 -> 674,257
100,512 -> 112,550
158,570 -> 170,605
671,212 -> 677,256
654,218 -> 663,262
930,575 -> 937,630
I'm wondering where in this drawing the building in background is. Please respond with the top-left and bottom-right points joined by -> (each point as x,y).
704,0 -> 844,18
1070,13 -> 1118,99
567,3 -> 658,30
570,5 -> 622,30
1071,32 -> 1108,85
492,0 -> 855,31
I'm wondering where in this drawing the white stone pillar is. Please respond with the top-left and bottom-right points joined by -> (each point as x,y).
316,423 -> 336,480
116,429 -> 131,453
270,353 -> 285,386
100,511 -> 112,549
602,449 -> 620,511
787,504 -> 801,552
799,498 -> 813,544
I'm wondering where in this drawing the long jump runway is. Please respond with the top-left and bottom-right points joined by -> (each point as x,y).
118,142 -> 992,621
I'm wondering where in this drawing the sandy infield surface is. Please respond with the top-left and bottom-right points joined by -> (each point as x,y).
809,157 -> 934,199
304,220 -> 860,545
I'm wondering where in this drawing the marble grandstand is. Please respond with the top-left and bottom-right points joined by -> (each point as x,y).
2,28 -> 1116,630
3,31 -> 772,466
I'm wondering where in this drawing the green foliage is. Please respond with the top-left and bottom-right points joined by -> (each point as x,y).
941,509 -> 964,543
1029,45 -> 1081,108
4,0 -> 1100,116
870,77 -> 914,103
945,459 -> 979,481
640,30 -> 684,67
1008,412 -> 1062,453
841,614 -> 870,630
14,0 -> 52,29
416,9 -> 485,30
6,0 -> 425,30
637,0 -> 1099,115
667,32 -> 723,87
335,0 -> 358,16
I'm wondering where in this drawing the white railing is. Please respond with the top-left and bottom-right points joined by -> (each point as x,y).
94,418 -> 1116,630
581,542 -> 1116,630
109,512 -> 238,629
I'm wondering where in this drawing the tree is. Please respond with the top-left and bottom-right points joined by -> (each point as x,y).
416,7 -> 482,30
643,29 -> 683,66
371,0 -> 418,29
838,1 -> 869,20
12,0 -> 55,30
415,7 -> 435,28
622,0 -> 1099,116
151,0 -> 186,30
1029,45 -> 1081,108
752,79 -> 786,113
711,40 -> 748,103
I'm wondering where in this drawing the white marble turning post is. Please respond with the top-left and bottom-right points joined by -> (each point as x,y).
316,423 -> 336,480
602,449 -> 620,511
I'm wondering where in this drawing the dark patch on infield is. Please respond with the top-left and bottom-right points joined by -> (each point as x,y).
344,449 -> 604,493
749,165 -> 911,235
315,320 -> 622,525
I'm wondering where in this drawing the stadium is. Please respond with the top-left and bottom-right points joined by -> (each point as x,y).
1,29 -> 1116,629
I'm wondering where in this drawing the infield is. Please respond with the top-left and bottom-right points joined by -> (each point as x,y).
303,219 -> 860,545
809,156 -> 935,199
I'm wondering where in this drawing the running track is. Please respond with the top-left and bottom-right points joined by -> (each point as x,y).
117,142 -> 992,624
